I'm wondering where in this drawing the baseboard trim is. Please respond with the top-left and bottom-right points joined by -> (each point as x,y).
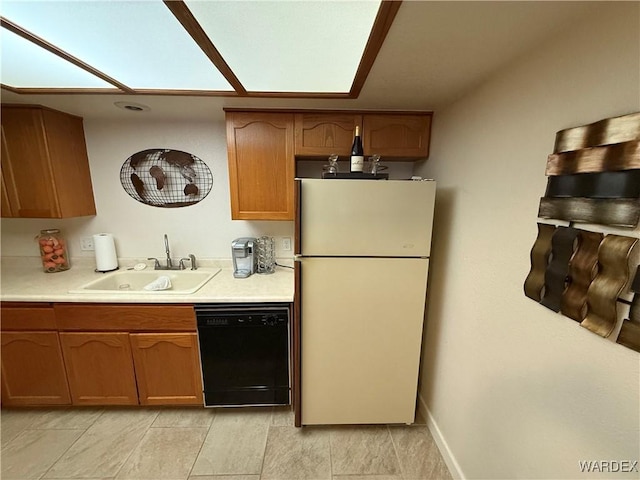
417,393 -> 466,480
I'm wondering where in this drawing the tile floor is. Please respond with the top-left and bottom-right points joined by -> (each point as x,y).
1,406 -> 453,480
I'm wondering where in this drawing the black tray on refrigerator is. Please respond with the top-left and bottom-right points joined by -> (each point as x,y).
321,172 -> 389,180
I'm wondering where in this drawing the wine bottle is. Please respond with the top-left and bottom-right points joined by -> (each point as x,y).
350,126 -> 364,173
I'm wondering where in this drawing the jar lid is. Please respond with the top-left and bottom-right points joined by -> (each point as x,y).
40,229 -> 60,234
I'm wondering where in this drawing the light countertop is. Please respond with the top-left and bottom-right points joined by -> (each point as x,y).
0,257 -> 294,304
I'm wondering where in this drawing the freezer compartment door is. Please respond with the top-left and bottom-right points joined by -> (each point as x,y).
300,257 -> 429,425
299,179 -> 435,257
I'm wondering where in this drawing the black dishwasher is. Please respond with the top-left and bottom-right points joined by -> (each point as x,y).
195,303 -> 290,407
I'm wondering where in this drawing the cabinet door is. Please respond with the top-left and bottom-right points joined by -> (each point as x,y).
0,107 -> 61,218
1,331 -> 71,406
363,114 -> 432,158
294,113 -> 362,157
1,169 -> 15,218
1,106 -> 96,219
130,333 -> 203,405
59,332 -> 138,405
1,127 -> 17,217
226,112 -> 295,220
41,108 -> 96,217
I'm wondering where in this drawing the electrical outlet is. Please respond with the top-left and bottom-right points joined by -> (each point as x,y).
80,236 -> 94,251
282,237 -> 292,251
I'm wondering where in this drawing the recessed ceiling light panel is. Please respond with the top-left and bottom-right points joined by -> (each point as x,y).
0,28 -> 114,88
186,0 -> 381,93
1,0 -> 234,91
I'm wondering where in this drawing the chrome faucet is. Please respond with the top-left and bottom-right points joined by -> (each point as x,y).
164,234 -> 173,269
179,254 -> 197,271
147,234 -> 197,270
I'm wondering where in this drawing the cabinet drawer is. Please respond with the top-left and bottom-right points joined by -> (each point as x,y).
1,303 -> 56,330
54,304 -> 196,331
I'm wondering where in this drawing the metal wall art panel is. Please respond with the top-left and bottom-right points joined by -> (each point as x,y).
524,223 -> 556,302
544,170 -> 640,199
561,230 -> 603,322
617,319 -> 640,353
546,140 -> 640,175
538,198 -> 640,228
631,266 -> 640,293
617,268 -> 640,351
120,149 -> 213,208
630,298 -> 640,324
581,235 -> 638,338
553,111 -> 640,154
528,112 -> 640,350
540,227 -> 579,312
628,268 -> 640,324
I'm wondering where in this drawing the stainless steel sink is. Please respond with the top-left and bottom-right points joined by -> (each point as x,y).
69,269 -> 220,294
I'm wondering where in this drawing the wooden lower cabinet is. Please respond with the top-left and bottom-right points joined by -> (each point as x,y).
2,303 -> 204,407
59,332 -> 139,405
130,333 -> 203,405
1,331 -> 71,406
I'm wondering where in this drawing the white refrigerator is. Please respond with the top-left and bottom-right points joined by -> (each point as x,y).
295,178 -> 436,425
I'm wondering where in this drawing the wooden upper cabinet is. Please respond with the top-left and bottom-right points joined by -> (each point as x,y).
293,112 -> 433,159
0,105 -> 96,218
294,113 -> 362,157
226,111 -> 295,220
225,109 -> 432,220
1,129 -> 16,218
363,113 -> 432,158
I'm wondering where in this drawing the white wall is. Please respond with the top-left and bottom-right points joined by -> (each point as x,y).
415,3 -> 640,479
0,114 -> 295,260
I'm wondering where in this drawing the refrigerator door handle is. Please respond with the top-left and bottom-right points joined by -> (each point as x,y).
294,179 -> 302,255
293,259 -> 302,427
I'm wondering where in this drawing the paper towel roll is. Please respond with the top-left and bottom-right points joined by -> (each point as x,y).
93,233 -> 118,272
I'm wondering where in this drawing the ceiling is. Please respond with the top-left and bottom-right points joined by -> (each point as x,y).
0,1 -> 603,121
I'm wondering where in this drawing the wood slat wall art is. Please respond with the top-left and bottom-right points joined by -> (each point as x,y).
544,170 -> 640,199
629,297 -> 640,325
538,198 -> 640,228
617,319 -> 640,353
540,227 -> 580,312
631,265 -> 640,293
524,223 -> 556,302
626,267 -> 640,325
561,229 -> 603,322
617,268 -> 640,350
546,140 -> 640,176
581,235 -> 638,338
553,111 -> 640,154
